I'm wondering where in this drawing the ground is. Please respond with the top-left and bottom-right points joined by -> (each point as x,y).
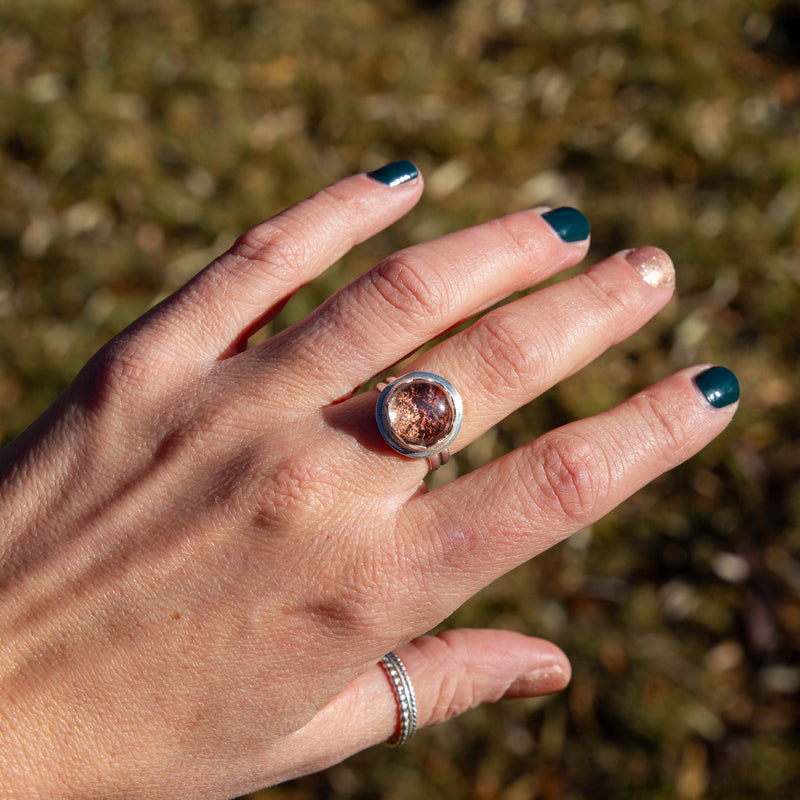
1,1 -> 798,797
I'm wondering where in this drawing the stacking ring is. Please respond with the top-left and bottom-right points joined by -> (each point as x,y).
375,372 -> 463,471
379,651 -> 418,746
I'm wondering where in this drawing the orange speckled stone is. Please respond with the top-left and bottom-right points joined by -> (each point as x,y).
376,372 -> 462,458
386,379 -> 455,447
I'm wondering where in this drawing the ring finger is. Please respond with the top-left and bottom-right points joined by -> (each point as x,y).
399,245 -> 675,451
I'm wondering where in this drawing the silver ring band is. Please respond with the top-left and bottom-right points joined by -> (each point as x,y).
379,651 -> 417,746
425,449 -> 449,471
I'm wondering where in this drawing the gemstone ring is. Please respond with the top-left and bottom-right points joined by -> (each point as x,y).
375,372 -> 463,470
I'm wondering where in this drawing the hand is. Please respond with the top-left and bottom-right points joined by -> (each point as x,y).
0,162 -> 738,799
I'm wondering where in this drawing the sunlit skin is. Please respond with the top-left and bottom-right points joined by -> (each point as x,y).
0,166 -> 737,800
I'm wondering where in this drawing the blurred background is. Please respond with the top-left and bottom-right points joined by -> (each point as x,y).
1,0 -> 798,797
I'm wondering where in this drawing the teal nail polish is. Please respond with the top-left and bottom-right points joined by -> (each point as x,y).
542,207 -> 590,243
368,160 -> 419,188
694,366 -> 740,408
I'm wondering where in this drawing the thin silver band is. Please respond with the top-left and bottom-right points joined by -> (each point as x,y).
379,651 -> 418,746
425,449 -> 449,471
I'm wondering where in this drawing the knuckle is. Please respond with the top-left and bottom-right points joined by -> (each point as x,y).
467,312 -> 539,394
425,635 -> 477,722
527,431 -> 610,525
298,576 -> 383,642
631,389 -> 685,455
301,532 -> 442,644
313,180 -> 360,210
430,672 -> 472,723
213,182 -> 371,293
250,459 -> 311,530
294,544 -> 400,644
256,458 -> 393,643
231,217 -> 308,286
365,253 -> 449,325
417,632 -> 504,725
80,335 -> 159,408
493,213 -> 551,264
578,268 -> 638,322
250,453 -> 342,533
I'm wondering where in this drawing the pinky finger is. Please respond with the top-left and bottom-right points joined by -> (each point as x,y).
407,365 -> 741,607
266,629 -> 570,786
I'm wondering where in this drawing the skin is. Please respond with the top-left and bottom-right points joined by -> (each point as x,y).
0,169 -> 737,799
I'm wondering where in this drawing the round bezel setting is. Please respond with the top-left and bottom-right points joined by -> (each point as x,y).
376,372 -> 463,458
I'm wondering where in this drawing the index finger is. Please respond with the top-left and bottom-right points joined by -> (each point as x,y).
139,162 -> 424,360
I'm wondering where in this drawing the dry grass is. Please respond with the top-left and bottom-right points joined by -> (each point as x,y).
1,1 -> 799,797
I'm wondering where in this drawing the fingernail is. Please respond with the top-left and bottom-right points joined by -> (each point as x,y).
541,207 -> 590,243
368,159 -> 419,188
507,664 -> 570,698
624,246 -> 675,288
694,366 -> 740,408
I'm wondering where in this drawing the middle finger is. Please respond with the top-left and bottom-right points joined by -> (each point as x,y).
253,206 -> 591,404
402,245 -> 676,449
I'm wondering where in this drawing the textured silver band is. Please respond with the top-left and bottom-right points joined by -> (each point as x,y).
425,449 -> 449,471
379,651 -> 418,746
